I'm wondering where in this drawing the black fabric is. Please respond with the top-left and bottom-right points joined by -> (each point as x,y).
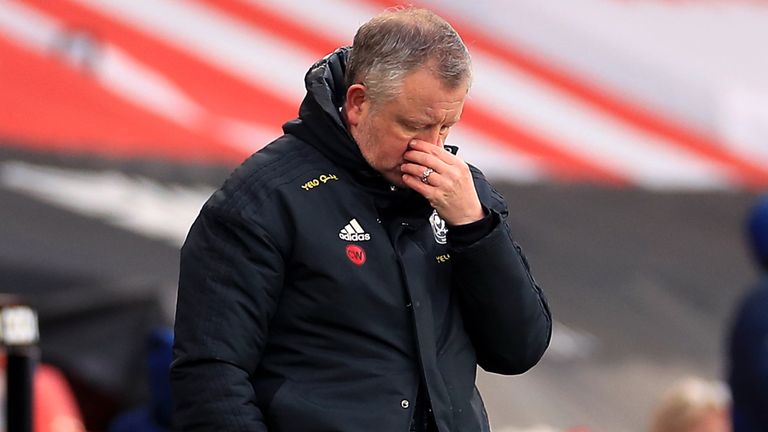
728,277 -> 768,431
410,381 -> 432,432
171,47 -> 551,432
447,205 -> 495,247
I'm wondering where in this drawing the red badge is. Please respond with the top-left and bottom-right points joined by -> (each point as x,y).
345,244 -> 366,266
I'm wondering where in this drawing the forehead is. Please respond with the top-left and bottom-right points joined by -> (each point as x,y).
388,67 -> 468,122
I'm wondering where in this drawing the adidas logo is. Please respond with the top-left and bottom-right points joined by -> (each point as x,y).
339,218 -> 371,242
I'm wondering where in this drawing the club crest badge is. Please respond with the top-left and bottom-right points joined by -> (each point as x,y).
429,210 -> 448,245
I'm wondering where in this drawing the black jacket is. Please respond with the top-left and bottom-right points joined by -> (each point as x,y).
171,47 -> 552,432
728,277 -> 768,432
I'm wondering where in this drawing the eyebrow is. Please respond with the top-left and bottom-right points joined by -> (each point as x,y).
397,116 -> 428,127
400,115 -> 430,123
399,115 -> 459,127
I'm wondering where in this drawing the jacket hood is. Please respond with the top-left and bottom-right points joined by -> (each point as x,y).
282,47 -> 429,213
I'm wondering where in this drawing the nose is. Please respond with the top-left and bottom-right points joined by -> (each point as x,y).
414,126 -> 443,147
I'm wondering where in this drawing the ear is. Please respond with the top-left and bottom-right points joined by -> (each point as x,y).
344,83 -> 368,128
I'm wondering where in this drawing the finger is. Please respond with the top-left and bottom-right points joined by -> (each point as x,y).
403,149 -> 450,175
402,172 -> 434,197
408,139 -> 459,165
401,163 -> 443,187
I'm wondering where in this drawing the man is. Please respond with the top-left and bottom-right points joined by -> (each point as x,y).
727,195 -> 768,432
172,8 -> 551,432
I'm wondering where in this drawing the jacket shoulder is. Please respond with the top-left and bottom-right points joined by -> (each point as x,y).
208,134 -> 332,217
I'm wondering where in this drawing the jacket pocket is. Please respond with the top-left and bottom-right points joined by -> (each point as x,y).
267,375 -> 418,432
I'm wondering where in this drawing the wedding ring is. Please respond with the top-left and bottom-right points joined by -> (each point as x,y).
421,168 -> 434,184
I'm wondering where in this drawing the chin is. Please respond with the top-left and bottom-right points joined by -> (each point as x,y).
386,172 -> 408,188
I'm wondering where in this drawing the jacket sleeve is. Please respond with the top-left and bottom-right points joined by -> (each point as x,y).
449,168 -> 552,375
171,202 -> 285,431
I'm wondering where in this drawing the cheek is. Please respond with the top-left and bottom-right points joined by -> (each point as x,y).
374,126 -> 410,163
362,121 -> 413,168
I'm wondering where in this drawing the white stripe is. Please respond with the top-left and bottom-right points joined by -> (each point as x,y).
100,45 -> 206,126
544,320 -> 599,362
718,87 -> 768,167
349,218 -> 365,234
0,1 -> 62,50
344,224 -> 355,234
72,0 -> 314,102
0,162 -> 213,246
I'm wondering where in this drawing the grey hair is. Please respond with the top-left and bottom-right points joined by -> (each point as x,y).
345,7 -> 472,105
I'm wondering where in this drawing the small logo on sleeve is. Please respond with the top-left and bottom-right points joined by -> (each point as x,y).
345,245 -> 366,266
301,174 -> 338,191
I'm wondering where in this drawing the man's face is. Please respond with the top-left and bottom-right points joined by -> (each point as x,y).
345,66 -> 468,187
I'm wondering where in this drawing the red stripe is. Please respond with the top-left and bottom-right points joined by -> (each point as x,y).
199,0 -> 629,184
21,0 -> 295,135
360,0 -> 768,187
0,34 -> 245,163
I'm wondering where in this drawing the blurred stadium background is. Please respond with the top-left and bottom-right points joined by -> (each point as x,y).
1,0 -> 767,431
